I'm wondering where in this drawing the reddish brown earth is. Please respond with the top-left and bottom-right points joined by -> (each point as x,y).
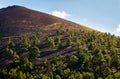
0,5 -> 95,37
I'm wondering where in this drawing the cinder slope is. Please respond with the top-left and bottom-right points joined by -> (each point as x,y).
0,5 -> 95,37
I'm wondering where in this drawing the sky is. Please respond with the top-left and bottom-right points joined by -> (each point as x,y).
0,0 -> 120,36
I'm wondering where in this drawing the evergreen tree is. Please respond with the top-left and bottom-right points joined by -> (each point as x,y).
29,45 -> 40,58
66,38 -> 72,46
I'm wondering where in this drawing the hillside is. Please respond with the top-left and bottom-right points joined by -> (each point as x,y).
0,5 -> 93,37
0,6 -> 120,79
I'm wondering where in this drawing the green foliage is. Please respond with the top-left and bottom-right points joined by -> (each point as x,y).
20,57 -> 33,70
29,45 -> 40,58
74,72 -> 83,79
1,29 -> 120,79
20,37 -> 30,51
9,51 -> 19,61
46,37 -> 55,48
87,42 -> 96,50
2,69 -> 7,76
55,74 -> 61,79
56,36 -> 63,49
102,67 -> 111,77
29,46 -> 40,58
111,53 -> 120,69
37,32 -> 42,36
8,69 -> 17,79
70,55 -> 78,63
113,72 -> 120,79
68,74 -> 75,79
97,77 -> 103,79
58,43 -> 63,49
78,49 -> 90,65
56,36 -> 61,45
60,26 -> 64,29
32,35 -> 40,45
41,74 -> 50,79
7,38 -> 15,48
66,38 -> 72,46
17,71 -> 26,79
68,30 -> 74,38
105,75 -> 113,79
82,72 -> 94,79
43,58 -> 48,64
5,48 -> 19,61
64,68 -> 70,77
74,37 -> 80,44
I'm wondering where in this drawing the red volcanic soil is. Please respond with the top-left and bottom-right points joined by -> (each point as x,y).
0,5 -> 94,37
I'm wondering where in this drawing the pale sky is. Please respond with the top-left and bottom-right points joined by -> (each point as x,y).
0,0 -> 120,36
